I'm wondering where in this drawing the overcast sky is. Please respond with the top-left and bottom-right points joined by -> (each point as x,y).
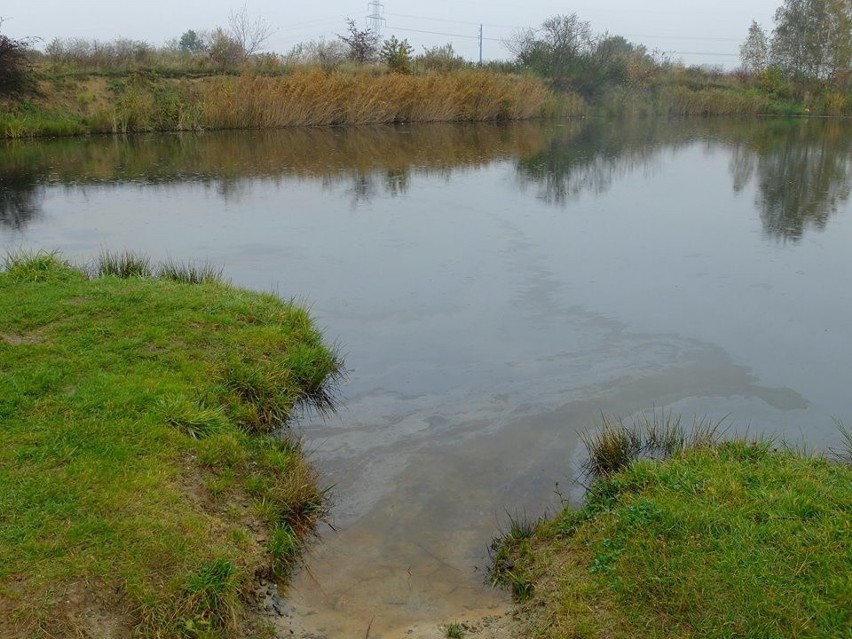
2,1 -> 782,68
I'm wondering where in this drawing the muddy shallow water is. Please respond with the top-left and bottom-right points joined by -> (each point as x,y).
2,118 -> 851,636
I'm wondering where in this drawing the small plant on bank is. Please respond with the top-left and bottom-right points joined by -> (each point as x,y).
95,248 -> 153,278
380,36 -> 413,74
830,418 -> 852,464
3,248 -> 78,282
581,410 -> 724,478
183,558 -> 240,633
445,622 -> 467,638
158,258 -> 226,285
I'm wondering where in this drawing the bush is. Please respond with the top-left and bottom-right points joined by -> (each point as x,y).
0,33 -> 35,96
380,36 -> 413,74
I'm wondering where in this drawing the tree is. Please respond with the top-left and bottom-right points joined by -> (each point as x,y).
739,20 -> 769,74
770,0 -> 852,82
227,4 -> 274,59
179,29 -> 206,54
0,19 -> 35,97
338,18 -> 379,63
206,27 -> 244,68
380,36 -> 413,73
507,14 -> 597,90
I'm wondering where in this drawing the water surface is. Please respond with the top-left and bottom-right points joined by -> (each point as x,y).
2,118 -> 851,636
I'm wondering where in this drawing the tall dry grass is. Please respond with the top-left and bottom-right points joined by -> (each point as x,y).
198,69 -> 553,128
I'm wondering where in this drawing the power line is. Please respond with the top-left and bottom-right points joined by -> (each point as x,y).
385,11 -> 521,31
386,24 -> 503,42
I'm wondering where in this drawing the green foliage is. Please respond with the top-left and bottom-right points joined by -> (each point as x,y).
508,14 -> 652,99
179,30 -> 206,55
771,0 -> 852,83
380,36 -> 413,74
0,32 -> 36,97
445,622 -> 466,638
416,43 -> 467,72
740,20 -> 770,74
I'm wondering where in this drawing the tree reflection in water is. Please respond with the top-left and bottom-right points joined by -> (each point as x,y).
730,120 -> 852,242
1,120 -> 850,241
0,164 -> 43,231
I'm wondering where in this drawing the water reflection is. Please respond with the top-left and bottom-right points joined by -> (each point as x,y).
513,119 -> 677,203
0,158 -> 44,230
0,124 -> 550,218
1,119 -> 850,240
729,120 -> 852,242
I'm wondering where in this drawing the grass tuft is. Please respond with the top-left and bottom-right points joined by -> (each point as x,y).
94,249 -> 153,278
445,622 -> 467,638
183,558 -> 240,632
581,410 -> 724,478
3,249 -> 81,283
830,418 -> 852,464
158,259 -> 227,285
158,394 -> 228,439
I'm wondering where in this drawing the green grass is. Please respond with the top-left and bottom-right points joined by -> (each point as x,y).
445,622 -> 467,638
580,411 -> 724,478
0,251 -> 343,638
494,439 -> 852,639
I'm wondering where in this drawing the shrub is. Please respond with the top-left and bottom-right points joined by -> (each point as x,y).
0,33 -> 35,96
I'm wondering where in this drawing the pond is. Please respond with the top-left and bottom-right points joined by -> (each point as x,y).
2,118 -> 851,636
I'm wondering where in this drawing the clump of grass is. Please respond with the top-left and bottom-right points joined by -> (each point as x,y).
158,259 -> 226,285
3,249 -> 81,283
489,511 -> 539,601
830,418 -> 852,464
94,248 -> 153,278
445,622 -> 467,638
158,394 -> 228,439
182,558 -> 240,633
581,411 -> 724,478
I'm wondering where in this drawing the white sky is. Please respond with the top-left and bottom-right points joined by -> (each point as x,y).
2,1 -> 781,68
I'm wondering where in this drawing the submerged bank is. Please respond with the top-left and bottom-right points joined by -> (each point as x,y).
493,420 -> 852,639
0,251 -> 342,638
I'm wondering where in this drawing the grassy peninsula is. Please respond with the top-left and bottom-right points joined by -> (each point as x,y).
0,251 -> 342,638
493,418 -> 852,638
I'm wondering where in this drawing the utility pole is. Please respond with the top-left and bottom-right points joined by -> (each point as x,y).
367,0 -> 386,39
479,24 -> 483,65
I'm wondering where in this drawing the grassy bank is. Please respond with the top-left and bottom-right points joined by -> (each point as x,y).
494,417 -> 852,638
0,69 -> 566,138
0,251 -> 342,638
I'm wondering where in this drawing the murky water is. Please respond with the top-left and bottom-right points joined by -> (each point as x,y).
3,119 -> 851,636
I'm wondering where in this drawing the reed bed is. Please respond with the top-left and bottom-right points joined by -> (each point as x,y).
199,70 -> 553,128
